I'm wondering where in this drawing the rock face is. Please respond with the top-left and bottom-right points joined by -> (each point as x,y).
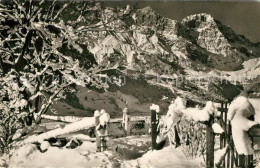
83,6 -> 260,73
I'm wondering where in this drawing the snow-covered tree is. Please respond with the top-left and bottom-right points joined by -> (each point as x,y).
0,0 -> 116,152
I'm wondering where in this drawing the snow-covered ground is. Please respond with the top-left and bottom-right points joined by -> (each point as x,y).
225,58 -> 260,81
122,146 -> 203,168
5,135 -> 203,168
1,98 -> 259,167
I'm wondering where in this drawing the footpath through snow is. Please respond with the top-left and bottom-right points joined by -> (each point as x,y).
122,146 -> 203,168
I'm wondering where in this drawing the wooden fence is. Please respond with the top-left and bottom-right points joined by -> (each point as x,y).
150,101 -> 257,168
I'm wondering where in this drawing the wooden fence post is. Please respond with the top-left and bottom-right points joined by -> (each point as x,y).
238,154 -> 253,168
95,114 -> 101,152
239,154 -> 245,168
123,109 -> 131,136
151,110 -> 157,150
206,115 -> 214,168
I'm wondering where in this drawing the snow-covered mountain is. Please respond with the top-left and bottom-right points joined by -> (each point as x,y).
84,6 -> 260,74
54,5 -> 260,116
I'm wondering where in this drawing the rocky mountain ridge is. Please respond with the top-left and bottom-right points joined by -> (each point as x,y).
84,5 -> 259,74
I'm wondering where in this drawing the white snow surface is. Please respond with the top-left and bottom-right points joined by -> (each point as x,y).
94,110 -> 100,117
40,141 -> 51,151
212,123 -> 224,134
99,111 -> 110,126
180,101 -> 215,122
123,146 -> 203,168
9,142 -> 99,168
228,96 -> 259,155
5,132 -> 204,168
164,97 -> 186,128
214,146 -> 228,164
150,104 -> 160,113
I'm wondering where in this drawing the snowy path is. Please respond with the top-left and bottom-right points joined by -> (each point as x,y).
123,146 -> 203,168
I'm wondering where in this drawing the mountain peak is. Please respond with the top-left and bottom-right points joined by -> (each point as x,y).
139,6 -> 155,13
87,6 -> 259,72
134,6 -> 160,27
181,13 -> 215,27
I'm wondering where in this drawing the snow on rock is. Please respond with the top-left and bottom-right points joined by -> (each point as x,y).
40,141 -> 51,152
228,96 -> 259,155
212,123 -> 224,134
150,104 -> 160,113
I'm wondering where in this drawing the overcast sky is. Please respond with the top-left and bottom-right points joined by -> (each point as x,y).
103,1 -> 260,43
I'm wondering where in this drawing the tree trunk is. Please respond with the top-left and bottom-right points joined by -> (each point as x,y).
151,110 -> 157,150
